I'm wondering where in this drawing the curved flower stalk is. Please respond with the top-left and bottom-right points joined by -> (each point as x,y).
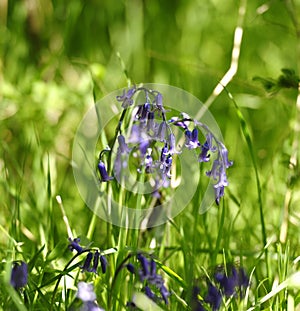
97,85 -> 233,205
68,237 -> 108,275
51,238 -> 110,310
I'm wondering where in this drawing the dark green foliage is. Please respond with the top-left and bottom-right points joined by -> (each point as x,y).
1,0 -> 300,310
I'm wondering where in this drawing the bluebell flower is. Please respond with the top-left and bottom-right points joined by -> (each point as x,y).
147,111 -> 156,134
150,274 -> 164,288
204,142 -> 233,205
160,144 -> 169,163
126,263 -> 135,274
198,132 -> 218,162
116,86 -> 136,108
114,152 -> 126,180
150,259 -> 156,276
126,254 -> 170,305
215,270 -> 237,297
135,104 -> 145,121
128,124 -> 141,144
190,286 -> 206,311
159,143 -> 172,179
169,116 -> 189,130
214,165 -> 228,188
137,254 -> 170,304
185,128 -> 200,149
77,281 -> 105,311
168,133 -> 180,155
114,135 -> 131,179
135,102 -> 150,124
137,253 -> 150,277
160,284 -> 170,304
97,161 -> 113,182
139,140 -> 150,157
100,255 -> 108,274
189,266 -> 249,310
204,283 -> 222,311
219,142 -> 233,169
162,155 -> 172,179
145,154 -> 154,173
156,121 -> 168,142
10,261 -> 28,289
128,124 -> 150,157
77,281 -> 97,302
214,186 -> 225,206
105,86 -> 233,206
198,144 -> 210,162
82,252 -> 93,272
214,266 -> 249,299
68,237 -> 83,253
90,250 -> 100,273
154,93 -> 164,112
145,285 -> 156,300
117,135 -> 131,154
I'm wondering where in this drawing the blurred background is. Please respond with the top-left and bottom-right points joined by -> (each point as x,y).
0,0 -> 299,251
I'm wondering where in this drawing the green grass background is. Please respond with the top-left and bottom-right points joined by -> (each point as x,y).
0,0 -> 300,310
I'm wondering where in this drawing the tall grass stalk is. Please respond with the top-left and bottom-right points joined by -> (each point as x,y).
226,89 -> 270,282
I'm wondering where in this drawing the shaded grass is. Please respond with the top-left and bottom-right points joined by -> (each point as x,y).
1,0 -> 300,310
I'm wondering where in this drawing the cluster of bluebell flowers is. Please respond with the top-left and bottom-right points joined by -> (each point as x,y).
68,237 -> 108,275
125,253 -> 170,306
97,85 -> 233,205
190,265 -> 249,311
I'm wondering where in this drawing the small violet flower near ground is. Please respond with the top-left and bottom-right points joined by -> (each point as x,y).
127,253 -> 170,305
204,283 -> 222,311
191,266 -> 250,311
190,286 -> 206,311
10,261 -> 28,289
215,266 -> 249,298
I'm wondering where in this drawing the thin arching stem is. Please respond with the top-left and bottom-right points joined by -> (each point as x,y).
196,0 -> 247,119
280,0 -> 300,243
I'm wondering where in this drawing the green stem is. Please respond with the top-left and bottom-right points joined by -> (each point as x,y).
226,90 -> 269,280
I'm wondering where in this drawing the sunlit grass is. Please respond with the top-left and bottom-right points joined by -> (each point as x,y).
1,0 -> 300,310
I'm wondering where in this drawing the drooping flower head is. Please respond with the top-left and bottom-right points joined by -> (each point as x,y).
68,237 -> 84,254
10,261 -> 28,289
97,85 -> 233,205
68,238 -> 107,275
116,86 -> 137,108
204,283 -> 222,311
97,160 -> 113,182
